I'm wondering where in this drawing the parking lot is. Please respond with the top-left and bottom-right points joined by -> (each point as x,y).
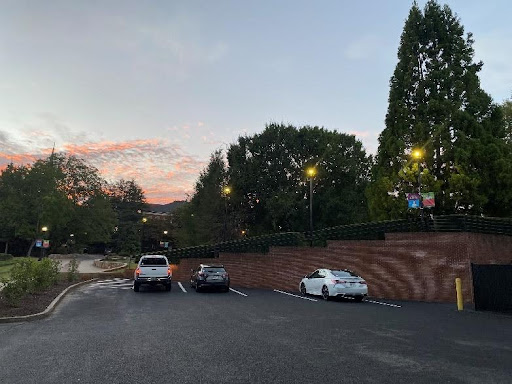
1,279 -> 511,383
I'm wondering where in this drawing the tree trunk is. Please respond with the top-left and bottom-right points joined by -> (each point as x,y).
4,241 -> 8,254
27,239 -> 36,257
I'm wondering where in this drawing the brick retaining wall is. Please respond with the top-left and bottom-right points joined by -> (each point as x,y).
171,232 -> 512,303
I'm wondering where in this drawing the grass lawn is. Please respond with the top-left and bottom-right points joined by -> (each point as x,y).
0,257 -> 31,281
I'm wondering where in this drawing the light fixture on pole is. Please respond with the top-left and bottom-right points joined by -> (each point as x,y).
141,217 -> 147,254
222,186 -> 231,241
412,149 -> 424,220
306,167 -> 317,246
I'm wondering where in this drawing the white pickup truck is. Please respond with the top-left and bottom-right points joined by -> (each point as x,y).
133,255 -> 172,292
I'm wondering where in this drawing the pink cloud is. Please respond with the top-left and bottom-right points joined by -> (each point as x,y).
349,130 -> 370,138
0,138 -> 207,204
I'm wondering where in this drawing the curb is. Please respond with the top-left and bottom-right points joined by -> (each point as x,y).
0,278 -> 98,324
101,263 -> 128,272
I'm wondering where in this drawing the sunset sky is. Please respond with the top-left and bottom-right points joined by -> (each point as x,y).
1,0 -> 511,203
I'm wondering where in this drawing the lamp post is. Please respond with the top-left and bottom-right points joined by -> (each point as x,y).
163,230 -> 168,249
141,217 -> 147,254
222,186 -> 231,241
412,149 -> 424,220
40,226 -> 48,259
306,167 -> 317,246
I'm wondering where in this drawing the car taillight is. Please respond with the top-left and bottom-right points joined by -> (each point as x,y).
223,273 -> 229,279
135,268 -> 141,276
167,267 -> 172,276
359,280 -> 367,285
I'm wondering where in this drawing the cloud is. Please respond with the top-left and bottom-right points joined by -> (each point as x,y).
349,130 -> 370,138
0,135 -> 207,204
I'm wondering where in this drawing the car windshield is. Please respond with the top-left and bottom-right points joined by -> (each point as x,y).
331,270 -> 358,278
204,268 -> 226,273
141,258 -> 167,266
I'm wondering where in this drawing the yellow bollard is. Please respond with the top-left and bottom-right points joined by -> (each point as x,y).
455,278 -> 463,311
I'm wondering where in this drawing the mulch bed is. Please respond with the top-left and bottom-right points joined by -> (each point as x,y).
0,280 -> 77,318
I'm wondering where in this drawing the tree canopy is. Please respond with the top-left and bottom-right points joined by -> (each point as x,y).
368,0 -> 512,219
175,124 -> 371,246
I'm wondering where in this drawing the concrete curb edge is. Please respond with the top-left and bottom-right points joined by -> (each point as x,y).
0,278 -> 98,324
101,263 -> 128,272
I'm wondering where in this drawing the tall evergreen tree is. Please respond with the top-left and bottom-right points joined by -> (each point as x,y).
368,0 -> 511,218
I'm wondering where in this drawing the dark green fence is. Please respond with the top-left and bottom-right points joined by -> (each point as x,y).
141,215 -> 511,259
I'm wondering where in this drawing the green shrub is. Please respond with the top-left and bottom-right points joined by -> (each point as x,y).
8,258 -> 61,295
67,258 -> 80,282
10,259 -> 37,293
2,281 -> 25,307
32,258 -> 61,291
0,253 -> 13,261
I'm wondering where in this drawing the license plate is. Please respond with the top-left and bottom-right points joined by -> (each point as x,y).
211,276 -> 220,280
151,277 -> 157,281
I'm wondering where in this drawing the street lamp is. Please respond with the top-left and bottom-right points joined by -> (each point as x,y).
222,186 -> 231,241
306,167 -> 317,246
141,217 -> 147,254
412,149 -> 424,220
40,226 -> 49,259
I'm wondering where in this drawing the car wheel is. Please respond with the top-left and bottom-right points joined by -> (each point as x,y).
223,286 -> 230,293
354,296 -> 363,302
195,283 -> 201,293
300,283 -> 307,295
165,284 -> 171,292
321,285 -> 330,301
133,283 -> 140,292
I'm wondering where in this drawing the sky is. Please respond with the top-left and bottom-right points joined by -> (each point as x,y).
1,0 -> 511,204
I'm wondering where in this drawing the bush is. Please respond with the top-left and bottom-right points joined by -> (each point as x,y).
5,258 -> 61,298
67,258 -> 80,282
2,281 -> 25,307
32,258 -> 61,291
0,253 -> 13,261
10,259 -> 37,293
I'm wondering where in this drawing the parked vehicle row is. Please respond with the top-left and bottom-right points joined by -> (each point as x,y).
133,255 -> 368,302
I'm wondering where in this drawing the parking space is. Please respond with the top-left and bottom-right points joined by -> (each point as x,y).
1,280 -> 511,383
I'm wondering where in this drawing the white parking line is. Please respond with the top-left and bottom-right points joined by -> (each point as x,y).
229,288 -> 248,297
178,282 -> 187,293
92,280 -> 131,285
273,289 -> 317,302
364,299 -> 402,308
101,284 -> 133,289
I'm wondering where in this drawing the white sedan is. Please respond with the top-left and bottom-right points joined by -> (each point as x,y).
299,269 -> 368,301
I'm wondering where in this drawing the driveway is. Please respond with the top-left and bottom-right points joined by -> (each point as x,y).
54,254 -> 115,274
0,281 -> 511,383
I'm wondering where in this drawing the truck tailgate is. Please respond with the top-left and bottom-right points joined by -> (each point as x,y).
139,266 -> 169,278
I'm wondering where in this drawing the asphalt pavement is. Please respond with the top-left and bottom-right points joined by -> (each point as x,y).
0,280 -> 511,384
